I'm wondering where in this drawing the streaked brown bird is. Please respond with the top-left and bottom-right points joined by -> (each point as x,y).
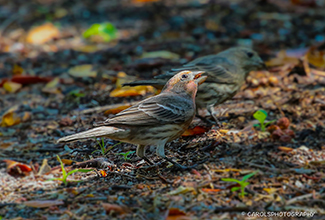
57,70 -> 207,169
124,47 -> 265,121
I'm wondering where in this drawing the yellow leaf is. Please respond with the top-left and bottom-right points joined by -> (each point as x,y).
3,81 -> 22,93
263,188 -> 279,194
68,64 -> 97,77
61,159 -> 74,165
307,46 -> 325,68
12,64 -> 24,75
26,23 -> 60,45
1,112 -> 20,127
45,77 -> 60,88
167,186 -> 195,196
212,168 -> 241,172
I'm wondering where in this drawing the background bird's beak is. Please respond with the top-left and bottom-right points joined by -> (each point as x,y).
193,71 -> 207,85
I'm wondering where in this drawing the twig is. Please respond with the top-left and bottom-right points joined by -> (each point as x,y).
284,183 -> 307,194
109,171 -> 137,179
286,193 -> 325,205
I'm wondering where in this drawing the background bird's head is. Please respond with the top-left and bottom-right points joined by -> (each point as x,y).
225,47 -> 266,75
162,70 -> 207,98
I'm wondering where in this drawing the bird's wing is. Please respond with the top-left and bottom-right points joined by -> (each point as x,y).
157,55 -> 238,84
103,95 -> 191,126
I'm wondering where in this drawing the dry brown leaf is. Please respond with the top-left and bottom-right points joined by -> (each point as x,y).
38,159 -> 52,175
167,208 -> 192,220
26,23 -> 60,44
104,104 -> 131,114
24,200 -> 64,208
201,188 -> 222,194
3,159 -> 32,176
278,146 -> 294,152
102,203 -> 128,215
266,50 -> 300,67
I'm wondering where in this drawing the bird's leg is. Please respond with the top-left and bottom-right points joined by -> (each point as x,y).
136,145 -> 154,165
208,104 -> 223,127
195,108 -> 216,125
156,144 -> 197,171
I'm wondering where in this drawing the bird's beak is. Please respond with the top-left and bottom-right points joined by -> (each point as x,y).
193,71 -> 207,85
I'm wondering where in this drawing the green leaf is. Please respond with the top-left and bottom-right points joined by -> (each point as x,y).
242,171 -> 257,181
253,110 -> 268,125
83,22 -> 117,42
231,186 -> 241,192
67,169 -> 93,176
57,155 -> 66,178
264,120 -> 276,126
221,178 -> 242,184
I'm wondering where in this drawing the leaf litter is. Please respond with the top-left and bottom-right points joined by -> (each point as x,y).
0,0 -> 325,219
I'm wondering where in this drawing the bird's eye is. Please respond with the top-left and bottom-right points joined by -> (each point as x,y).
246,52 -> 254,58
182,74 -> 188,79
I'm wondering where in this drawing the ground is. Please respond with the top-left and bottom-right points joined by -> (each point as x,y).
0,0 -> 325,219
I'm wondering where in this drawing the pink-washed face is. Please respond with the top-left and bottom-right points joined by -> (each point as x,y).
162,70 -> 207,96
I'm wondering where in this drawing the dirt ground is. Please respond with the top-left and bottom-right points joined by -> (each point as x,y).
0,0 -> 325,219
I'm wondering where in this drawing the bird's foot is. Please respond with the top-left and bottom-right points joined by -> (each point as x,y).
196,114 -> 216,125
164,157 -> 198,171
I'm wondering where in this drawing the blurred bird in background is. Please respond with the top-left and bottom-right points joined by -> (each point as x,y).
124,47 -> 266,122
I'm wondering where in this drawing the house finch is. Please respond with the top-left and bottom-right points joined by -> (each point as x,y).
57,70 -> 207,169
124,47 -> 266,121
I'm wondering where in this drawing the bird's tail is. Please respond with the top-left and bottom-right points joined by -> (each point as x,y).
123,79 -> 166,89
57,126 -> 125,143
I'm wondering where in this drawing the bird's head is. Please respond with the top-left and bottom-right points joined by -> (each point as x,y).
225,47 -> 266,74
162,70 -> 207,98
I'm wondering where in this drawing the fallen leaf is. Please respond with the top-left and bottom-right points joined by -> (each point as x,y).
309,160 -> 325,166
3,159 -> 32,176
307,46 -> 325,68
166,208 -> 192,220
265,50 -> 300,67
26,23 -> 60,44
213,168 -> 241,173
278,146 -> 294,152
0,75 -> 52,86
68,64 -> 97,78
24,200 -> 64,208
167,186 -> 195,196
3,81 -> 22,93
83,22 -> 117,43
38,159 -> 51,175
104,104 -> 132,115
109,87 -> 148,97
182,126 -> 207,136
45,77 -> 60,88
1,106 -> 21,127
99,170 -> 108,177
61,159 -> 74,165
141,50 -> 180,59
201,188 -> 222,194
12,64 -> 24,75
263,188 -> 279,194
102,203 -> 128,215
